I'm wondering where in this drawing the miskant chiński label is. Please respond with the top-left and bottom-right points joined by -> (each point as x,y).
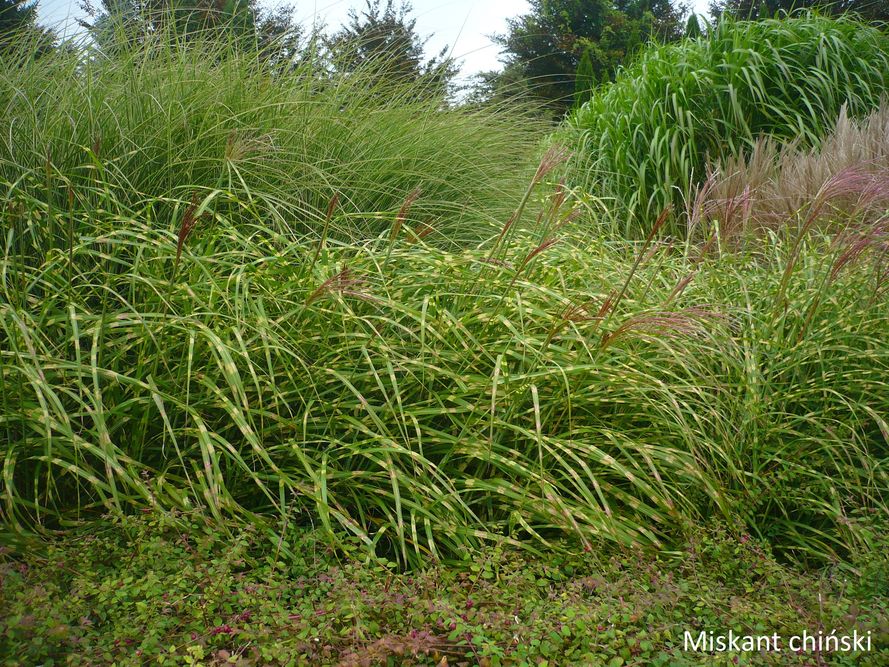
683,629 -> 872,654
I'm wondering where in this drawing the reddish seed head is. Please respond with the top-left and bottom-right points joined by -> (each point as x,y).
325,193 -> 340,221
391,186 -> 422,242
305,266 -> 371,305
397,187 -> 421,222
559,300 -> 593,325
175,193 -> 201,267
596,292 -> 617,319
665,271 -> 697,305
601,306 -> 723,349
410,221 -> 436,242
533,145 -> 572,184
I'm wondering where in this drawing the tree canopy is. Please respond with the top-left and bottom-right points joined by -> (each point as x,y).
79,0 -> 454,98
709,0 -> 889,23
0,0 -> 54,54
324,0 -> 458,99
486,0 -> 687,116
79,0 -> 304,64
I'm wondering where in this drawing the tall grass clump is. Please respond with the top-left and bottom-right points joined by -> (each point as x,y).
1,19 -> 888,571
0,26 -> 545,246
2,156 -> 887,567
567,12 -> 889,236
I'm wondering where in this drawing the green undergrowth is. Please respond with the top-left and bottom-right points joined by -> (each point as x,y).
1,511 -> 887,665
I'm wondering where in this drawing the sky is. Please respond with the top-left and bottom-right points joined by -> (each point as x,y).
37,0 -> 713,77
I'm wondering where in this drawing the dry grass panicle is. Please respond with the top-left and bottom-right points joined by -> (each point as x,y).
692,103 -> 889,241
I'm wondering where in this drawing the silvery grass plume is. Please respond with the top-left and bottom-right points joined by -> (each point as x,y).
775,166 -> 889,318
693,103 -> 889,242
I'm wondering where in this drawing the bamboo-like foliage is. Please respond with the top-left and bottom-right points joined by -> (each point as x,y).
567,12 -> 889,236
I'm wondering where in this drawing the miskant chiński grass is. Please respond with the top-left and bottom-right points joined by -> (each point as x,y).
1,20 -> 887,572
3,169 -> 887,567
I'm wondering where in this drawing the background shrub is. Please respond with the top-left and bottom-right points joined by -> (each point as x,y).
567,12 -> 889,236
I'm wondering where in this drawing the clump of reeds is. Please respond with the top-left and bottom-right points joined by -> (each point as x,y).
3,182 -> 887,568
0,24 -> 546,247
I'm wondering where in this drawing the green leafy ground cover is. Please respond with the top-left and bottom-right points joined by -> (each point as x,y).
2,511 -> 888,666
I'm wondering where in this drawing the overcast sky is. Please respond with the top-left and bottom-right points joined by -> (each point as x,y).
37,0 -> 712,77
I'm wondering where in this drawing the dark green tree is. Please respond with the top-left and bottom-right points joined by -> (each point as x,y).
1,0 -> 36,39
325,0 -> 458,100
0,0 -> 54,54
710,1 -> 889,23
685,12 -> 702,35
82,0 -> 252,41
463,66 -> 533,108
80,0 -> 304,64
252,5 -> 307,71
493,0 -> 607,113
489,0 -> 687,116
574,46 -> 597,107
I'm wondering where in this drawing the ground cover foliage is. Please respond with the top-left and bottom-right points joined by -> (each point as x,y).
1,511 -> 887,665
1,10 -> 889,665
